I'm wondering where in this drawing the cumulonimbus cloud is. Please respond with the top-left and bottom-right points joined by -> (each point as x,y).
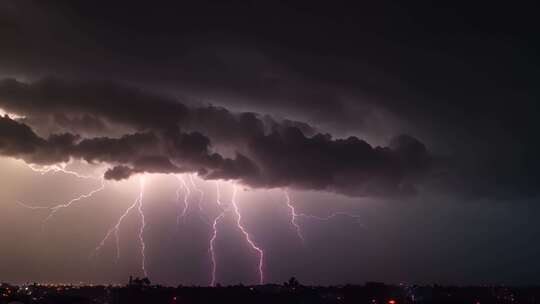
0,78 -> 431,197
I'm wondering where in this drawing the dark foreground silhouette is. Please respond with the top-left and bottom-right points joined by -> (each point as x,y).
1,277 -> 538,304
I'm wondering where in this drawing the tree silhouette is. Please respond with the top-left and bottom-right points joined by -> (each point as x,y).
141,277 -> 151,286
284,277 -> 301,289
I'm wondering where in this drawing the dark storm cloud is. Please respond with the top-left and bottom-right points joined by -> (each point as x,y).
0,78 -> 310,146
0,78 -> 430,196
0,1 -> 417,137
0,78 -> 189,131
0,114 -> 48,158
0,1 -> 538,199
0,114 -> 258,182
246,129 -> 429,196
54,113 -> 107,133
0,115 -> 75,164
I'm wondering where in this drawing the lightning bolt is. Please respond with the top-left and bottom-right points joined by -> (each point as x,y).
175,175 -> 190,225
209,213 -> 226,286
16,162 -> 106,223
93,192 -> 140,260
283,190 -> 305,244
44,178 -> 105,222
26,162 -> 97,180
282,191 -> 363,242
231,184 -> 264,285
189,174 -> 204,213
215,181 -> 223,207
14,157 -> 366,285
176,174 -> 210,225
209,181 -> 226,286
93,177 -> 148,278
137,177 -> 148,278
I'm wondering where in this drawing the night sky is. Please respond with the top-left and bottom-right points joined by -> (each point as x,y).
0,1 -> 539,286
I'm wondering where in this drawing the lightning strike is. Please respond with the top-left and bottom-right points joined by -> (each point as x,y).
215,181 -> 222,206
93,176 -> 148,279
0,108 -> 26,119
16,158 -> 360,284
209,181 -> 226,286
137,177 -> 148,278
16,162 -> 106,223
231,184 -> 264,285
175,175 -> 190,224
189,174 -> 204,212
93,194 -> 140,259
42,178 -> 106,222
209,213 -> 226,286
283,191 -> 305,244
26,162 -> 97,180
282,192 -> 363,240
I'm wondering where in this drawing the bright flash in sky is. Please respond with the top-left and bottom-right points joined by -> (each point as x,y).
0,108 -> 25,119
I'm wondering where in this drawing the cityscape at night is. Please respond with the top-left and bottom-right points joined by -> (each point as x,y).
2,278 -> 540,304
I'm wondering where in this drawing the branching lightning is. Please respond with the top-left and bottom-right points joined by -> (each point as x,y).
282,191 -> 362,223
283,190 -> 305,244
16,162 -> 106,224
16,159 -> 361,285
175,175 -> 190,225
42,178 -> 106,222
26,163 -> 97,180
282,191 -> 363,244
92,177 -> 148,278
93,193 -> 140,260
231,184 -> 264,285
189,174 -> 204,213
209,181 -> 226,286
210,183 -> 268,285
175,173 -> 210,225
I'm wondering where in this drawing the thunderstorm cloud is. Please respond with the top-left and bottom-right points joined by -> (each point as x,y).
0,1 -> 538,200
0,79 -> 430,197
